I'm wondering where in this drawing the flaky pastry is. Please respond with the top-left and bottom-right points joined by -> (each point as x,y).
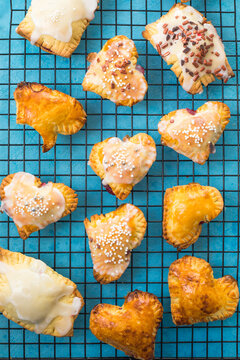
82,35 -> 148,106
163,183 -> 223,249
143,3 -> 234,94
84,204 -> 147,284
0,172 -> 78,240
90,290 -> 163,360
158,101 -> 230,164
169,256 -> 239,325
0,247 -> 84,336
88,133 -> 156,200
16,0 -> 98,57
14,82 -> 86,153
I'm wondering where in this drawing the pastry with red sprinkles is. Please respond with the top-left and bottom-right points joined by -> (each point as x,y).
143,3 -> 234,94
163,183 -> 223,250
0,172 -> 78,240
158,101 -> 230,164
84,204 -> 147,284
82,35 -> 148,106
88,133 -> 156,200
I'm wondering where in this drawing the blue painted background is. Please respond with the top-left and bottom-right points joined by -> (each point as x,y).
0,0 -> 239,358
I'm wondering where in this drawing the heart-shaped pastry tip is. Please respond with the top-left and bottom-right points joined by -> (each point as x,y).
158,101 -> 230,164
82,35 -> 148,106
163,183 -> 223,250
90,290 -> 163,360
0,172 -> 78,240
14,82 -> 86,153
169,256 -> 239,325
84,204 -> 147,284
88,133 -> 156,200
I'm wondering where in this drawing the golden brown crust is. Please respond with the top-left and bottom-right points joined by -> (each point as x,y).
84,204 -> 147,284
14,82 -> 86,153
168,256 -> 239,325
0,247 -> 84,336
88,133 -> 156,200
163,183 -> 224,250
82,35 -> 148,106
158,101 -> 231,164
16,6 -> 97,57
142,3 -> 234,94
90,290 -> 163,360
0,173 -> 78,240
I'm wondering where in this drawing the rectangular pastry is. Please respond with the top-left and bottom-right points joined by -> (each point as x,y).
16,0 -> 98,57
0,248 -> 84,336
143,3 -> 234,94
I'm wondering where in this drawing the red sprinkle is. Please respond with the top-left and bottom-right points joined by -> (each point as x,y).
163,23 -> 168,28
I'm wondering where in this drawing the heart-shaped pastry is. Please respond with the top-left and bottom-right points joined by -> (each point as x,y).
82,35 -> 148,106
0,247 -> 84,336
84,204 -> 147,284
0,172 -> 78,240
90,290 -> 163,360
163,183 -> 223,249
14,82 -> 87,153
158,101 -> 230,164
143,3 -> 234,94
88,133 -> 156,200
169,256 -> 239,325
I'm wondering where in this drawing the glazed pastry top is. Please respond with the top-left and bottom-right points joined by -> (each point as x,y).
152,5 -> 232,92
158,102 -> 221,149
102,137 -> 156,186
30,0 -> 98,44
83,36 -> 148,106
1,172 -> 65,229
0,258 -> 81,335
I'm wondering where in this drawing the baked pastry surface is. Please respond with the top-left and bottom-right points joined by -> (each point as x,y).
0,172 -> 78,240
158,101 -> 230,164
143,3 -> 234,94
169,256 -> 239,325
82,35 -> 148,106
88,133 -> 156,200
0,247 -> 84,336
90,289 -> 163,360
84,204 -> 147,284
14,82 -> 86,153
163,183 -> 223,249
16,0 -> 98,57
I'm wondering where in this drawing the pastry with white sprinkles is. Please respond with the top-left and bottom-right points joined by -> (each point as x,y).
158,101 -> 230,164
143,3 -> 234,94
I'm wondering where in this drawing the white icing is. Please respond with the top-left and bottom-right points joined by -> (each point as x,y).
158,102 -> 222,163
102,137 -> 156,186
88,204 -> 138,278
1,172 -> 65,229
30,0 -> 98,44
0,258 -> 81,335
151,5 -> 231,93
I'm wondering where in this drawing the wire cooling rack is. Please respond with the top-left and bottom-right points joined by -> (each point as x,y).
0,0 -> 239,358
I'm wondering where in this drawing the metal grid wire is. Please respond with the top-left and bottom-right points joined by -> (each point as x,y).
0,0 -> 239,358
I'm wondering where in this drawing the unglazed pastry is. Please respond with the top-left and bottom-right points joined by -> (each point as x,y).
16,0 -> 98,57
90,290 -> 163,360
143,3 -> 234,94
0,172 -> 78,240
82,35 -> 148,106
0,247 -> 84,336
84,204 -> 147,284
163,183 -> 223,249
14,82 -> 87,153
88,133 -> 156,200
158,101 -> 230,164
169,256 -> 239,325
